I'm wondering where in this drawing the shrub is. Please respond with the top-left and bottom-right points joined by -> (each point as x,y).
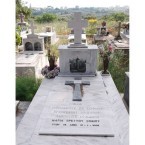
35,13 -> 57,23
16,76 -> 42,101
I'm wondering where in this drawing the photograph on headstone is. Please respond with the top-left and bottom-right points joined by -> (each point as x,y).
16,1 -> 129,145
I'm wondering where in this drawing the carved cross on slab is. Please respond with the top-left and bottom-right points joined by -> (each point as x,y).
65,79 -> 90,101
68,12 -> 88,47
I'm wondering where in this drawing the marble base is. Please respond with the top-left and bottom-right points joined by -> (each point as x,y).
58,45 -> 98,76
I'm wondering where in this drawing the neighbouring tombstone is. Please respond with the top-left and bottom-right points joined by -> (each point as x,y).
23,21 -> 45,52
16,21 -> 47,78
17,13 -> 29,46
93,21 -> 109,44
120,22 -> 129,42
39,26 -> 58,45
114,21 -> 122,40
17,13 -> 29,31
59,12 -> 98,76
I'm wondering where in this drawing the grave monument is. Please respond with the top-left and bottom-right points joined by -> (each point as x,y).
16,12 -> 129,145
17,13 -> 29,33
59,12 -> 98,76
23,21 -> 45,52
93,21 -> 109,43
16,21 -> 47,78
39,26 -> 58,45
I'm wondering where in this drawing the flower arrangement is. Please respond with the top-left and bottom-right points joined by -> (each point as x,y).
98,42 -> 113,74
41,65 -> 60,79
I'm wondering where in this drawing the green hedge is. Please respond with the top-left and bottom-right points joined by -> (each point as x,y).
16,76 -> 42,101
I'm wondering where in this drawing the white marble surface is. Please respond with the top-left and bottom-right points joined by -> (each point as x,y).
16,72 -> 129,145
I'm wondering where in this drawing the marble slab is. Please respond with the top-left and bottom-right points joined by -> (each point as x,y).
16,53 -> 39,64
114,42 -> 129,48
38,96 -> 114,137
16,73 -> 129,145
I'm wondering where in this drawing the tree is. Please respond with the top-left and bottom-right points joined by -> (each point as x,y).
35,13 -> 57,23
110,12 -> 129,22
102,12 -> 129,22
16,0 -> 32,20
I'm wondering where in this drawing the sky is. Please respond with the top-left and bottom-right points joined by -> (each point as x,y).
23,0 -> 129,8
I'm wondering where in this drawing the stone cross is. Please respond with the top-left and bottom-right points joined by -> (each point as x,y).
19,13 -> 25,23
65,79 -> 90,101
115,21 -> 122,40
68,12 -> 88,45
29,21 -> 37,34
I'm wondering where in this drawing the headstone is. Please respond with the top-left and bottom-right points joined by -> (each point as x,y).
120,22 -> 129,42
23,21 -> 44,52
19,13 -> 25,23
93,21 -> 108,43
39,26 -> 58,45
59,12 -> 98,76
29,21 -> 37,35
114,21 -> 122,40
68,12 -> 88,48
17,13 -> 29,40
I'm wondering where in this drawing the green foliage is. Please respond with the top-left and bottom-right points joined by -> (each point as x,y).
16,76 -> 42,101
16,0 -> 32,20
16,26 -> 21,46
35,13 -> 57,23
109,50 -> 129,92
102,12 -> 129,22
16,32 -> 21,46
98,49 -> 129,92
48,44 -> 59,61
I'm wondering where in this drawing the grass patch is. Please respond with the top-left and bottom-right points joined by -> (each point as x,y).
16,76 -> 42,101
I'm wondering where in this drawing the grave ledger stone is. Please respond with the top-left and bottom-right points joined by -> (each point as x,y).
59,12 -> 98,77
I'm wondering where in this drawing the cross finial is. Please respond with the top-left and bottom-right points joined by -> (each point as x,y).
19,13 -> 25,23
68,12 -> 88,46
29,21 -> 37,34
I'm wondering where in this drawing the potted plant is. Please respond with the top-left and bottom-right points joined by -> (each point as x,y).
41,44 -> 60,79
